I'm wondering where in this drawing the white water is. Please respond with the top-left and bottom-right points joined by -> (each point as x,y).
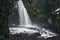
18,0 -> 32,27
9,0 -> 57,38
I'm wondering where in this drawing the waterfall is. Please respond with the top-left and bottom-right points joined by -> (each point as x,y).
18,0 -> 32,27
9,0 -> 57,38
17,0 -> 38,28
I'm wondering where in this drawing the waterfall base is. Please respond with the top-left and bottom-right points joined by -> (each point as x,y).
17,24 -> 40,29
9,26 -> 57,38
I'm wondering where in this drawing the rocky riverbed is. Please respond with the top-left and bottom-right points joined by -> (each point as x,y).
9,33 -> 60,40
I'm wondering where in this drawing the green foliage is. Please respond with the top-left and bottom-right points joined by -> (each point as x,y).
23,0 -> 46,17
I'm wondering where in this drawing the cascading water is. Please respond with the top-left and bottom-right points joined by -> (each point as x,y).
17,0 -> 39,28
18,0 -> 32,27
9,0 -> 57,38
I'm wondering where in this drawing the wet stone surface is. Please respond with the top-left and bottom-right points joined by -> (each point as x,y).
9,33 -> 60,40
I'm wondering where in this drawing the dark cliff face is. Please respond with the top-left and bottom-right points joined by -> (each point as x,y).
0,0 -> 12,16
0,0 -> 19,16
